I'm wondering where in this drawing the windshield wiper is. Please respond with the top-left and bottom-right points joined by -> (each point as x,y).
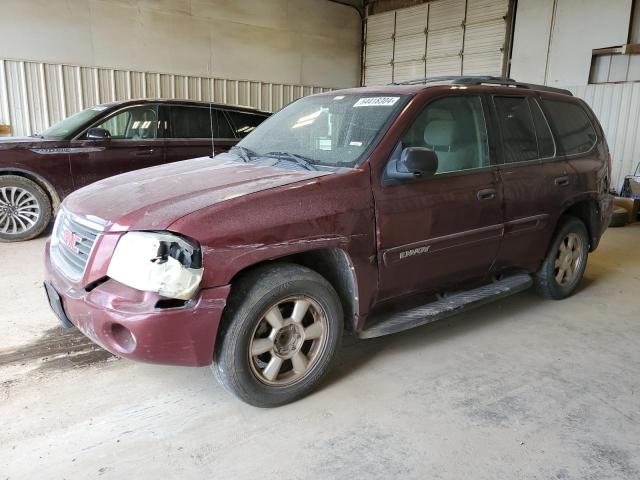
229,145 -> 257,163
264,151 -> 318,171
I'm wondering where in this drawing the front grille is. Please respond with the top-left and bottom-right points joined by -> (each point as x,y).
51,209 -> 103,281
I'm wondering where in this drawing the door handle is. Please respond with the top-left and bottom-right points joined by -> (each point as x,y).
476,188 -> 496,200
134,148 -> 155,156
554,176 -> 569,187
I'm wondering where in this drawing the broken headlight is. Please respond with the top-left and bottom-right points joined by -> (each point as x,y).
107,232 -> 203,300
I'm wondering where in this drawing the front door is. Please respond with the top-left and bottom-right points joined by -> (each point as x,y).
70,104 -> 165,189
373,95 -> 504,301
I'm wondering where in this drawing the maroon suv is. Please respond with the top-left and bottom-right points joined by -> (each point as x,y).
43,76 -> 613,407
0,99 -> 269,241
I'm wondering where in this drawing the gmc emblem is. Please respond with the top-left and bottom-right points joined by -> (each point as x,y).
61,228 -> 81,254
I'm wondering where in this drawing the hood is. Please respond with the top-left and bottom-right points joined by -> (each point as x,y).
0,136 -> 64,150
63,156 -> 330,232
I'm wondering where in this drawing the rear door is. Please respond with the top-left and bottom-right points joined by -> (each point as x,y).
70,104 -> 165,188
373,94 -> 504,301
492,94 -> 575,273
163,105 -> 237,163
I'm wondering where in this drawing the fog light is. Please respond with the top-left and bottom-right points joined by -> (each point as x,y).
111,323 -> 136,353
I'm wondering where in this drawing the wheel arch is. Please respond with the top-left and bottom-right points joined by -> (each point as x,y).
559,197 -> 601,252
0,168 -> 61,212
228,248 -> 360,331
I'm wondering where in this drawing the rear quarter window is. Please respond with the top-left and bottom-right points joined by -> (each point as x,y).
542,99 -> 597,155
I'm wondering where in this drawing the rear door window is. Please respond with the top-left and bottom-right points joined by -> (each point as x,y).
529,98 -> 555,158
168,106 -> 212,139
541,99 -> 597,155
494,96 -> 538,163
226,110 -> 265,138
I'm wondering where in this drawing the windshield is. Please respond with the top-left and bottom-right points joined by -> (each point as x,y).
40,105 -> 111,139
236,93 -> 408,168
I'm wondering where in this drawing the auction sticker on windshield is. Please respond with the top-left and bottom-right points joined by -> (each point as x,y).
353,97 -> 400,107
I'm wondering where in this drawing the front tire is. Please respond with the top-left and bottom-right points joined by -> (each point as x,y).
534,216 -> 589,300
213,263 -> 343,407
0,175 -> 51,242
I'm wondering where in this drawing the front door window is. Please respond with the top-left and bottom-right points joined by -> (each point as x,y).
94,106 -> 158,140
402,96 -> 489,173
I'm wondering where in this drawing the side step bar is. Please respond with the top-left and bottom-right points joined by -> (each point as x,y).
358,273 -> 533,339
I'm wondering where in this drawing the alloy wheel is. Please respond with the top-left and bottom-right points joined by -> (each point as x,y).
249,295 -> 328,386
0,186 -> 41,235
554,232 -> 584,286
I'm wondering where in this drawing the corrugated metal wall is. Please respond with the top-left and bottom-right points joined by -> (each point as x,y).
364,0 -> 510,85
0,58 -> 332,137
571,83 -> 640,192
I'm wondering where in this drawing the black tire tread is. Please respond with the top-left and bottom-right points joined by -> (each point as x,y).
212,263 -> 343,407
534,216 -> 589,300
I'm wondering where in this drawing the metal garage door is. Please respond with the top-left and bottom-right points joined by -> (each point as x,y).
364,0 -> 510,85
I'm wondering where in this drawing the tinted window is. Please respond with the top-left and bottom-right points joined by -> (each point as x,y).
530,99 -> 555,158
494,96 -> 538,163
95,106 -> 157,140
542,99 -> 597,155
402,96 -> 489,174
169,106 -> 212,138
226,111 -> 265,138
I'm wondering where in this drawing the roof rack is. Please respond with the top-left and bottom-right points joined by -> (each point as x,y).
389,75 -> 572,96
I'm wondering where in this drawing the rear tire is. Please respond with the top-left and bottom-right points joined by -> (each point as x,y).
212,263 -> 343,407
534,216 -> 589,300
0,175 -> 51,242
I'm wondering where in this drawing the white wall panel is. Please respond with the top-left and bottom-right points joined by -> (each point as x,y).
393,61 -> 426,83
396,5 -> 428,36
571,83 -> 640,192
428,0 -> 466,30
427,56 -> 462,76
466,0 -> 509,23
464,20 -> 505,55
366,11 -> 396,42
366,40 -> 395,66
0,59 -> 332,137
364,64 -> 393,86
394,34 -> 427,63
365,0 -> 509,85
427,28 -> 464,59
511,0 -> 632,86
0,0 -> 360,90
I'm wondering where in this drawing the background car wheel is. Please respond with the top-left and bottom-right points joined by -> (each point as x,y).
213,263 -> 343,407
534,216 -> 589,300
609,206 -> 629,228
0,175 -> 51,242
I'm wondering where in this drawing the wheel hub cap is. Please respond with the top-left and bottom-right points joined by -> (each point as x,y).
248,296 -> 328,386
0,186 -> 40,235
273,324 -> 304,358
554,232 -> 584,286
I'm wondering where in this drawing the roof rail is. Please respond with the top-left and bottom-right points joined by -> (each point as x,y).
389,75 -> 572,96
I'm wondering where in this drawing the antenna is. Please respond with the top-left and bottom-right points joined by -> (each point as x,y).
209,101 -> 216,158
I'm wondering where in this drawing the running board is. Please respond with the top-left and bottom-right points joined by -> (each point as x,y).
358,273 -> 533,339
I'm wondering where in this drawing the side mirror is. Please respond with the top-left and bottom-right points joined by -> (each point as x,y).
386,147 -> 438,181
86,127 -> 111,141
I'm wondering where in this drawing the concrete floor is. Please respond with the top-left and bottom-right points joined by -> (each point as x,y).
1,225 -> 639,479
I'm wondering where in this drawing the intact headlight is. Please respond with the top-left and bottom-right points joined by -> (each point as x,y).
107,231 -> 203,300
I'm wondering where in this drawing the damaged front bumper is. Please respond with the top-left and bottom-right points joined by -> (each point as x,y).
43,241 -> 230,367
